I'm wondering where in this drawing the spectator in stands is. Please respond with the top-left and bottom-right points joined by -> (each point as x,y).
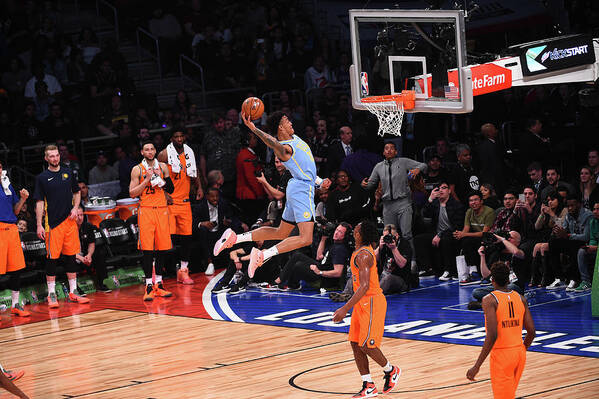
422,154 -> 452,195
327,126 -> 353,177
78,28 -> 101,64
117,143 -> 139,198
96,95 -> 129,136
14,102 -> 43,146
326,169 -> 369,226
304,55 -> 332,90
574,201 -> 599,292
531,190 -> 567,287
255,157 -> 291,227
88,151 -> 118,185
468,232 -> 526,309
517,185 -> 542,245
78,181 -> 89,205
149,7 -> 182,75
236,133 -> 266,225
152,132 -> 165,152
2,57 -> 30,100
24,63 -> 62,100
518,118 -> 551,167
476,123 -> 505,194
75,207 -> 111,292
311,118 -> 331,175
362,142 -> 427,269
340,134 -> 382,184
539,167 -> 575,202
58,143 -> 82,183
480,183 -> 501,210
42,46 -> 67,83
578,166 -> 599,210
66,47 -> 87,84
200,115 -> 242,200
43,103 -> 74,141
133,107 -> 155,131
453,191 -> 494,283
172,90 -> 190,123
194,187 -> 238,274
527,162 -> 548,197
89,58 -> 119,99
547,195 -> 592,291
588,149 -> 599,182
33,80 -> 55,122
435,137 -> 457,167
451,144 -> 480,203
112,146 -> 126,171
207,169 -> 225,191
17,219 -> 28,233
491,189 -> 523,234
269,222 -> 351,290
377,224 -> 412,294
416,181 -> 464,280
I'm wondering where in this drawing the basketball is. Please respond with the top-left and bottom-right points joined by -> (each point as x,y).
241,97 -> 265,121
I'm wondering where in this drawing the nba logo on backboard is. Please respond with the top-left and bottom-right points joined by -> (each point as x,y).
360,72 -> 369,96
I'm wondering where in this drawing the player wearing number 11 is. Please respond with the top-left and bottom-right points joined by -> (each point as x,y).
214,111 -> 331,278
467,261 -> 535,399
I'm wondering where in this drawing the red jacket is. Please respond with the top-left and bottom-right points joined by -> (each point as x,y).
236,148 -> 265,200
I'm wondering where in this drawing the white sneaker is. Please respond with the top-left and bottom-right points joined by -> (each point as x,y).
546,278 -> 565,290
205,263 -> 215,275
565,280 -> 578,292
439,271 -> 451,281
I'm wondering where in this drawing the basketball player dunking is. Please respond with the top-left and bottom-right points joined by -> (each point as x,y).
214,111 -> 331,277
157,131 -> 203,285
130,141 -> 175,301
467,261 -> 535,399
333,220 -> 400,398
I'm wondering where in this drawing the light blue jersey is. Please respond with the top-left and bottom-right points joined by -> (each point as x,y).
280,135 -> 317,223
280,136 -> 316,183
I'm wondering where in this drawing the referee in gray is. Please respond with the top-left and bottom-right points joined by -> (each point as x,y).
361,142 -> 427,270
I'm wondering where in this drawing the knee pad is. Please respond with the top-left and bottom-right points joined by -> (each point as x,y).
64,255 -> 79,273
45,258 -> 58,276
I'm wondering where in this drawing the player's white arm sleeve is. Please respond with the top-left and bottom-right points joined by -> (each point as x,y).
315,176 -> 323,187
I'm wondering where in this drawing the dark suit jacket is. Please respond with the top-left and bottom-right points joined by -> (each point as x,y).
192,198 -> 239,233
327,141 -> 352,177
423,197 -> 465,238
476,138 -> 504,192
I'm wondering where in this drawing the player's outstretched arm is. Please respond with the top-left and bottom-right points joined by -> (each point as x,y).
241,113 -> 292,162
467,295 -> 497,381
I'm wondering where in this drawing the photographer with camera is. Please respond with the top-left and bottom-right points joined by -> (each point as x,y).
415,180 -> 464,280
267,222 -> 352,290
236,133 -> 267,225
468,231 -> 526,310
376,224 -> 413,295
254,157 -> 292,227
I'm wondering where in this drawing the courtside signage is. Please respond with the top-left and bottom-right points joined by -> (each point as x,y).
447,63 -> 512,96
519,35 -> 595,76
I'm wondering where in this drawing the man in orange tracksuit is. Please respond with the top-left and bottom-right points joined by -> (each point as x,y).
467,261 -> 536,398
158,131 -> 203,284
333,220 -> 401,398
130,141 -> 175,301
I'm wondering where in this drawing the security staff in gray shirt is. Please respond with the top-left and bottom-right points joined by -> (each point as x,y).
361,142 -> 427,267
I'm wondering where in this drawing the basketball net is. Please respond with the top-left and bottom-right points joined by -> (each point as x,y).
361,91 -> 415,137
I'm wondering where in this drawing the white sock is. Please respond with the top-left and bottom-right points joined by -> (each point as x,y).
47,281 -> 56,294
11,291 -> 20,307
469,265 -> 478,274
180,261 -> 188,271
361,374 -> 373,383
383,361 -> 392,373
262,246 -> 279,261
155,275 -> 162,284
236,232 -> 252,244
145,278 -> 153,286
69,278 -> 77,294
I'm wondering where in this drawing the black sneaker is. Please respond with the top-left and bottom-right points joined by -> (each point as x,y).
419,269 -> 436,278
97,284 -> 112,293
76,286 -> 87,297
211,283 -> 230,294
479,278 -> 492,286
229,284 -> 246,294
467,301 -> 482,310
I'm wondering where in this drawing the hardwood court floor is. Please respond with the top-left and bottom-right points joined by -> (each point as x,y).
0,305 -> 596,398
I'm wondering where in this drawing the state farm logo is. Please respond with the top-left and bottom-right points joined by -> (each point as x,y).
447,63 -> 512,96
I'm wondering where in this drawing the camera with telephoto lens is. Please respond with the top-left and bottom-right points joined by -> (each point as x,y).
315,216 -> 336,236
383,234 -> 395,244
481,230 -> 510,253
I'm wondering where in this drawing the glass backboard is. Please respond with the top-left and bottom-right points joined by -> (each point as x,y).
349,9 -> 473,114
